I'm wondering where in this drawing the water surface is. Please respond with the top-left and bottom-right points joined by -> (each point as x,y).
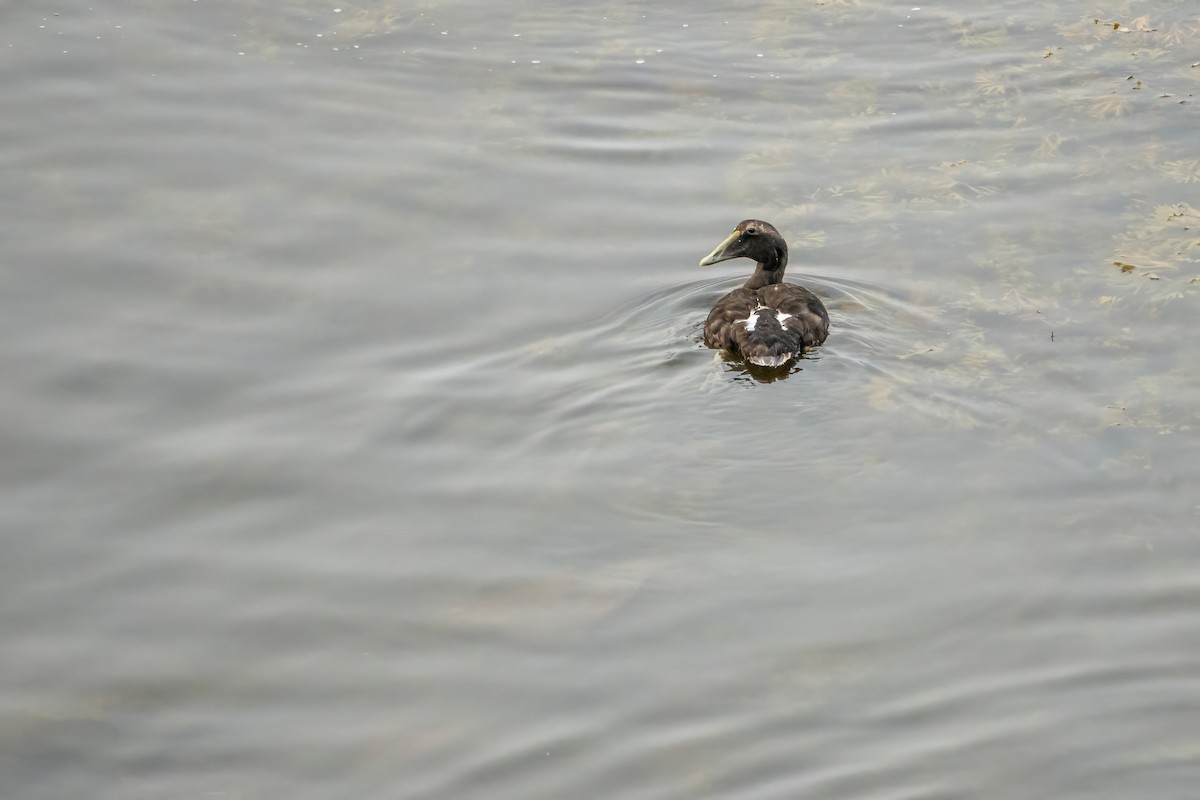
3,1 -> 1199,798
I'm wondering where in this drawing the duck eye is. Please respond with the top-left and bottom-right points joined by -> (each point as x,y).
745,226 -> 758,236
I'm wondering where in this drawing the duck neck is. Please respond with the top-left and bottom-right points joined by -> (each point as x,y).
742,246 -> 788,290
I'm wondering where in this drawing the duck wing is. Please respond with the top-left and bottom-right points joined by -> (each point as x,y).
703,288 -> 759,351
758,283 -> 829,349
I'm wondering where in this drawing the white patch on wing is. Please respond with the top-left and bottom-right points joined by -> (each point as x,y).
776,312 -> 792,330
738,311 -> 760,332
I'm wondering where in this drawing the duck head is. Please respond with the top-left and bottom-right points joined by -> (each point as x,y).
699,220 -> 787,268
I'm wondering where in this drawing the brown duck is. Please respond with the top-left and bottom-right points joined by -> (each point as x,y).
699,220 -> 829,367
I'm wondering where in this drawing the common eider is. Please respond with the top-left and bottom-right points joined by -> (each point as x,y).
699,220 -> 829,367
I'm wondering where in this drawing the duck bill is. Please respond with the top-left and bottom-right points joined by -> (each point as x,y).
699,230 -> 741,266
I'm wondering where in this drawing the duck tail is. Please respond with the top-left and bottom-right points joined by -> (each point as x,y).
736,310 -> 800,367
746,351 -> 795,368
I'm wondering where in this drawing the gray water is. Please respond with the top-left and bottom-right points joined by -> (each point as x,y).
4,1 -> 1200,798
